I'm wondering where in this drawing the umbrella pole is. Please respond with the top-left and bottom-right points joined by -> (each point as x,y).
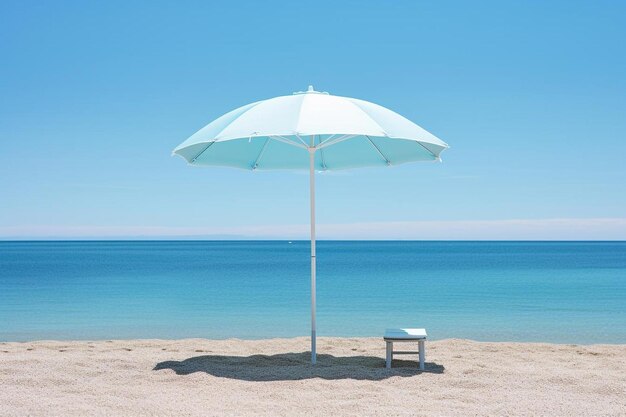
309,145 -> 316,365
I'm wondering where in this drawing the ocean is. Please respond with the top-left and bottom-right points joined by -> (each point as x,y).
1,241 -> 625,343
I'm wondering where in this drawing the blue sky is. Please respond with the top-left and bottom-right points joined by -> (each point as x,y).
1,0 -> 625,239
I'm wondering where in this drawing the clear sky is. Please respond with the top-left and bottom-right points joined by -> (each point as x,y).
1,0 -> 625,240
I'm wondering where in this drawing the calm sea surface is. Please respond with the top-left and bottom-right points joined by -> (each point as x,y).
1,241 -> 625,343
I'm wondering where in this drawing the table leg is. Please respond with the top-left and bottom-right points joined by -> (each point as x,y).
418,340 -> 425,370
386,341 -> 392,369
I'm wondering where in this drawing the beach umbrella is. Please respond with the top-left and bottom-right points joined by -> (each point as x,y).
173,86 -> 448,364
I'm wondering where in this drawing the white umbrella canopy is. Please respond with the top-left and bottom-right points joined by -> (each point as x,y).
173,86 -> 448,170
173,86 -> 448,365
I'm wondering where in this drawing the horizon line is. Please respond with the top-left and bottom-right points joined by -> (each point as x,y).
2,217 -> 626,240
1,238 -> 625,242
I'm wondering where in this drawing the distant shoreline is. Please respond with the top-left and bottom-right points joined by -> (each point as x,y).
2,239 -> 626,242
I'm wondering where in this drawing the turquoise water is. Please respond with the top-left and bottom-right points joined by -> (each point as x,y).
1,241 -> 625,343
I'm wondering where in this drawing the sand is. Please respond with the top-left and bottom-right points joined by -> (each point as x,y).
1,337 -> 625,416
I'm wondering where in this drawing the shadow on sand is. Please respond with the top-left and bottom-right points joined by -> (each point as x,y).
153,352 -> 444,381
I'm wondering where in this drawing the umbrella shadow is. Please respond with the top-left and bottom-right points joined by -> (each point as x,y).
153,352 -> 444,381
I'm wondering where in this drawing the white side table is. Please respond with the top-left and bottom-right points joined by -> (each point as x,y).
384,328 -> 427,370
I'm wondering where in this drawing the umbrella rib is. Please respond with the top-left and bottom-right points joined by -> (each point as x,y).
318,134 -> 348,148
318,134 -> 337,147
294,134 -> 309,147
269,135 -> 308,150
320,146 -> 327,170
190,140 -> 217,163
413,140 -> 438,159
317,134 -> 356,149
252,138 -> 271,170
365,135 -> 391,166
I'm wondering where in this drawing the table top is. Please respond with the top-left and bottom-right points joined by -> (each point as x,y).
384,328 -> 427,340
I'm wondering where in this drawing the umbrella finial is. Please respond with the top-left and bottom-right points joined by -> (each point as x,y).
293,85 -> 328,95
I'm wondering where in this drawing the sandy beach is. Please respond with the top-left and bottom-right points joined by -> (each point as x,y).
1,337 -> 624,416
